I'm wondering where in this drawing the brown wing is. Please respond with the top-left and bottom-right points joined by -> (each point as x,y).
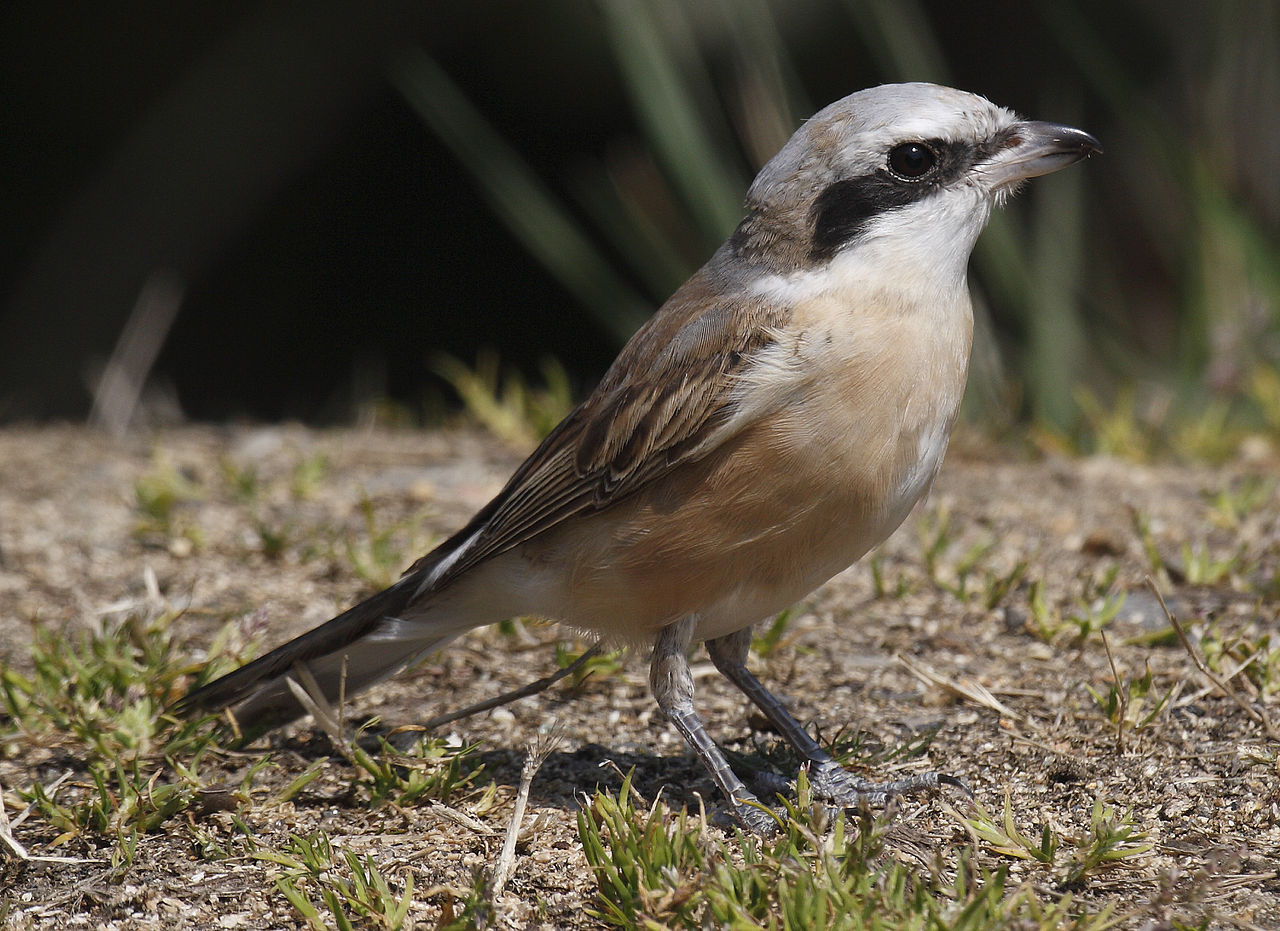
411,271 -> 791,591
176,270 -> 792,725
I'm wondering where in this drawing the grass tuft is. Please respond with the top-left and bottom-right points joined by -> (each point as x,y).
252,831 -> 415,931
578,770 -> 1122,929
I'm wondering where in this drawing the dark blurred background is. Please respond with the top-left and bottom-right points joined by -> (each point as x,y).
2,0 -> 1277,455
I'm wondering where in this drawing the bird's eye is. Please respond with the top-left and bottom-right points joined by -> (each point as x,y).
887,142 -> 937,180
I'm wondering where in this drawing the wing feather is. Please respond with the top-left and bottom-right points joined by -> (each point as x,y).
412,270 -> 792,591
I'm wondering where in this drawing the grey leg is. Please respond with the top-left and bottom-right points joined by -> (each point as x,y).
649,618 -> 777,834
706,627 -> 967,806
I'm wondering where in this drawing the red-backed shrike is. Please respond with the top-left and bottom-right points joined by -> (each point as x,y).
179,83 -> 1099,832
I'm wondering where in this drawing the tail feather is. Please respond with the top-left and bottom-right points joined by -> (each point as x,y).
174,575 -> 449,734
219,630 -> 461,736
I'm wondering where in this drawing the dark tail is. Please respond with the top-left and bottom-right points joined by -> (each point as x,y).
173,574 -> 458,737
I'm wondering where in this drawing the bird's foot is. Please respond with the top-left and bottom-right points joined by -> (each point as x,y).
704,792 -> 782,835
728,798 -> 782,836
754,761 -> 971,809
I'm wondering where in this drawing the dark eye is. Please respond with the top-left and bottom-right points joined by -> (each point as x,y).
887,142 -> 937,180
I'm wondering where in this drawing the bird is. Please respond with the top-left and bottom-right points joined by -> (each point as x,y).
176,83 -> 1100,833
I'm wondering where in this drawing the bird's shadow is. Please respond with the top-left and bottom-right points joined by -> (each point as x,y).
275,727 -> 776,818
479,741 -> 726,814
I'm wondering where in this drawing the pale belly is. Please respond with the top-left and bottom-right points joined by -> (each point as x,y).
466,295 -> 971,645
497,380 -> 959,645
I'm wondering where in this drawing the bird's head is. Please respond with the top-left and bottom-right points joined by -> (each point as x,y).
731,83 -> 1100,281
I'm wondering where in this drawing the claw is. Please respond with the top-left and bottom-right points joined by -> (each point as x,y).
936,773 -> 974,797
754,761 -> 969,811
733,764 -> 967,831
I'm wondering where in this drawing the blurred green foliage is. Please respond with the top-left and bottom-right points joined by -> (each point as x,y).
6,0 -> 1276,457
395,0 -> 1280,459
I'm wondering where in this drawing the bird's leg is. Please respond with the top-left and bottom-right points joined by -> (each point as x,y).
705,627 -> 969,807
649,617 -> 778,834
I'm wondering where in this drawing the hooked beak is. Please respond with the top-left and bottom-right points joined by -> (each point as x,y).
983,121 -> 1102,189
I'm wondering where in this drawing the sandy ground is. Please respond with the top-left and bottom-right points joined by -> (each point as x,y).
1,424 -> 1278,928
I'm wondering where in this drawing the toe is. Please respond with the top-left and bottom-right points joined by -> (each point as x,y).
733,801 -> 781,836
